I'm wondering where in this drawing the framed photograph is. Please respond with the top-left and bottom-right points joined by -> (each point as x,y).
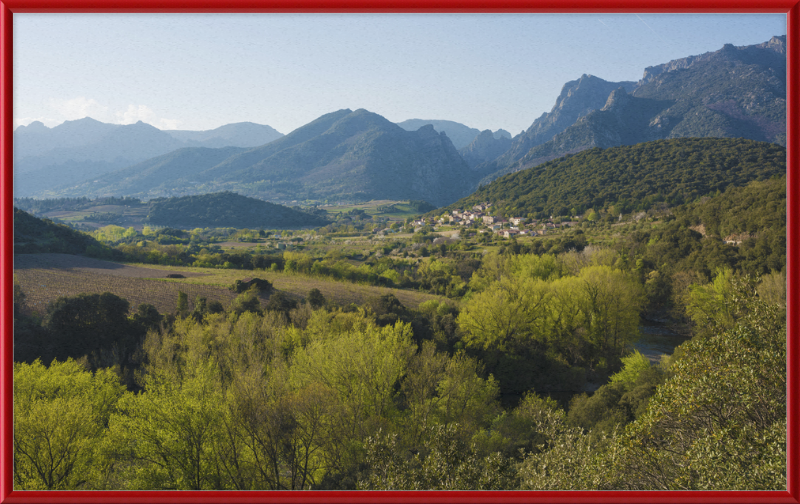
1,3 -> 797,503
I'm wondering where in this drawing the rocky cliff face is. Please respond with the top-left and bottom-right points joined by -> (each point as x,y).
474,74 -> 637,177
396,119 -> 481,149
633,35 -> 786,145
639,35 -> 786,86
459,130 -> 513,168
476,36 -> 786,187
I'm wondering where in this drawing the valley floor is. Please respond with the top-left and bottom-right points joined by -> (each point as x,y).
14,253 -> 448,316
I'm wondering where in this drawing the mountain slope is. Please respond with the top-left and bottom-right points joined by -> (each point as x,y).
53,146 -> 248,199
396,119 -> 509,150
444,138 -> 785,219
396,119 -> 482,149
54,109 -> 476,207
632,37 -> 786,144
480,88 -> 675,184
475,74 -> 637,177
459,130 -> 513,168
14,117 -> 120,157
44,110 -> 357,200
207,109 -> 476,206
14,207 -> 115,256
478,36 -> 786,185
164,122 -> 283,148
14,118 -> 285,197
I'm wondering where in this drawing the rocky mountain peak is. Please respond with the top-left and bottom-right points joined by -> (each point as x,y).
761,35 -> 786,54
639,35 -> 786,87
416,124 -> 439,137
602,87 -> 632,111
474,129 -> 498,144
459,129 -> 513,169
553,75 -> 637,118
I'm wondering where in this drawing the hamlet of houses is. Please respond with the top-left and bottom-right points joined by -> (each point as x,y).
406,202 -> 581,239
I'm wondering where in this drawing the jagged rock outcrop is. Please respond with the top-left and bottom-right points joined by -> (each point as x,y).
474,74 -> 637,177
459,130 -> 513,168
477,36 -> 786,187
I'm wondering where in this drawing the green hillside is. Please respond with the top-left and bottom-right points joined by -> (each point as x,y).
446,138 -> 785,218
674,175 -> 785,239
145,192 -> 329,229
13,208 -> 116,257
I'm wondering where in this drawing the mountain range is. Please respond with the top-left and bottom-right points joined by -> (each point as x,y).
19,35 -> 786,209
51,109 -> 476,207
396,119 -> 510,149
13,119 -> 285,197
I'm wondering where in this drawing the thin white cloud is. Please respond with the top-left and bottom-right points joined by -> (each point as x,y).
49,96 -> 110,122
116,104 -> 154,124
156,118 -> 182,130
20,98 -> 184,130
115,104 -> 181,130
13,117 -> 58,129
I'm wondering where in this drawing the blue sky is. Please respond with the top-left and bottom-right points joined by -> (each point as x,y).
13,13 -> 786,135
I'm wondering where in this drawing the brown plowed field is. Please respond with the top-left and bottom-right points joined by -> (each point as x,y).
15,269 -> 236,316
14,254 -> 449,316
14,254 -> 211,278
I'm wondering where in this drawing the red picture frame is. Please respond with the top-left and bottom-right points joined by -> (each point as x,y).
1,4 -> 797,503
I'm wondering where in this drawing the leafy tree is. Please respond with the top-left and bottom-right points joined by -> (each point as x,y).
360,424 -> 517,490
263,291 -> 296,317
609,350 -> 650,385
471,392 -> 557,459
108,358 -> 226,489
517,394 -> 602,490
227,285 -> 262,315
599,277 -> 786,489
176,290 -> 189,316
14,359 -> 125,489
458,276 -> 551,352
289,319 -> 416,481
574,266 -> 644,358
42,292 -> 134,368
132,303 -> 163,333
307,288 -> 325,309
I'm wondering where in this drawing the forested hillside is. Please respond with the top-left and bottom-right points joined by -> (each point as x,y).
450,138 -> 784,218
146,192 -> 329,229
14,207 -> 118,257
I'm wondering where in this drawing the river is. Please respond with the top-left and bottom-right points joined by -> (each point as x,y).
634,320 -> 692,364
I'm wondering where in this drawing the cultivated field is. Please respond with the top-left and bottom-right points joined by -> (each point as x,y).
15,254 -> 236,315
122,262 -> 449,309
43,203 -> 150,230
14,253 -> 448,316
